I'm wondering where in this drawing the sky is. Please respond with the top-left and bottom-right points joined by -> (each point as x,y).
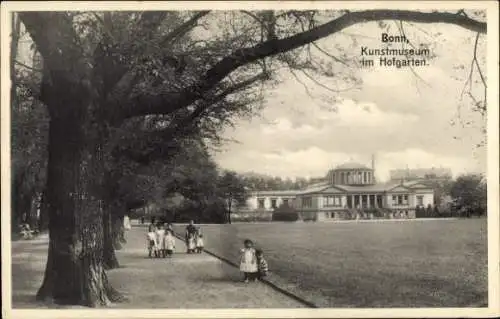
211,18 -> 487,182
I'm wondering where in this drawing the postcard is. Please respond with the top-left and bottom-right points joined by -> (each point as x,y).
1,1 -> 499,318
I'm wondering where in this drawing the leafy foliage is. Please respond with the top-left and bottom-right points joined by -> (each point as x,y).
449,174 -> 487,217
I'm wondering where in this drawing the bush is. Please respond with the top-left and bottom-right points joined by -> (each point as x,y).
272,211 -> 299,222
232,212 -> 273,222
272,202 -> 299,222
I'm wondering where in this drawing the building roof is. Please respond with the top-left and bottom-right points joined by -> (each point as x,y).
296,180 -> 433,195
334,183 -> 394,192
296,182 -> 331,195
250,189 -> 299,196
334,161 -> 372,170
248,180 -> 433,197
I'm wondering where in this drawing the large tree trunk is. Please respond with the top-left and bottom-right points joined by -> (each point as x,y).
38,191 -> 50,231
36,110 -> 122,306
103,206 -> 120,270
111,208 -> 126,249
11,172 -> 25,233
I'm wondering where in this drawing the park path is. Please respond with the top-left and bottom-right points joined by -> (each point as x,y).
11,225 -> 304,308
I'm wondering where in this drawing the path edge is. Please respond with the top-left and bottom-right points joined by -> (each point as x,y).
172,233 -> 318,309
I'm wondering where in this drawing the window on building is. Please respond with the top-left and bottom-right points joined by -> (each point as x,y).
258,198 -> 265,209
417,196 -> 424,206
271,198 -> 277,209
403,194 -> 408,205
363,172 -> 367,183
392,195 -> 397,205
302,197 -> 313,208
397,195 -> 403,205
283,199 -> 289,206
335,196 -> 341,206
324,196 -> 342,207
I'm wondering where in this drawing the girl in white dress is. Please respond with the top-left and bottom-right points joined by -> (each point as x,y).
164,230 -> 176,257
196,234 -> 204,253
239,239 -> 258,283
187,233 -> 196,254
156,224 -> 166,258
147,230 -> 158,258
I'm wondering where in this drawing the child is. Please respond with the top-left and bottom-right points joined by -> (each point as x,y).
196,233 -> 204,253
147,229 -> 158,258
256,249 -> 269,280
156,224 -> 166,258
239,239 -> 258,283
148,223 -> 157,233
187,233 -> 196,254
164,230 -> 176,257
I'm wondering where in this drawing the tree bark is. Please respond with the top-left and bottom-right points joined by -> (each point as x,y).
10,13 -> 21,109
111,211 -> 126,249
35,108 -> 122,306
103,206 -> 120,270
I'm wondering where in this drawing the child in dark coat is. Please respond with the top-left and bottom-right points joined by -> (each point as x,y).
256,249 -> 269,280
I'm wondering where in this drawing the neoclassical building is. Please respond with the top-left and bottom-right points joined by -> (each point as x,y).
244,161 -> 435,221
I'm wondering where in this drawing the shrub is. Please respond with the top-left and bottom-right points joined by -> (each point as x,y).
272,202 -> 299,222
232,213 -> 273,223
272,211 -> 299,222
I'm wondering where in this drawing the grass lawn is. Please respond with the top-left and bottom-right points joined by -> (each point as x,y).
178,218 -> 487,308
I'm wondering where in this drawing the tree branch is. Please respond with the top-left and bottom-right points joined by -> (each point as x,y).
18,13 -> 84,75
126,72 -> 267,164
118,9 -> 486,119
105,11 -> 210,109
159,11 -> 210,47
15,60 -> 43,72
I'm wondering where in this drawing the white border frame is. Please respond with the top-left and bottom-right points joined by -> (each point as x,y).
1,1 -> 499,318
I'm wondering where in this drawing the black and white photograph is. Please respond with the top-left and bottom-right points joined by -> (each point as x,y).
1,1 -> 499,318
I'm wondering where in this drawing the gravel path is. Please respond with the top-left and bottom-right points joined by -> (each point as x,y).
11,226 -> 304,308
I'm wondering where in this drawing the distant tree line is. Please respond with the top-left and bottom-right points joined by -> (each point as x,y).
241,174 -> 324,191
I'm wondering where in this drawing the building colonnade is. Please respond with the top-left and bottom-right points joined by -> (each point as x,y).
345,194 -> 384,209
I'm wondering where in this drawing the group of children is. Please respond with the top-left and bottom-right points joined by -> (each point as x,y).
239,239 -> 269,283
185,231 -> 204,254
147,222 -> 205,258
147,223 -> 176,258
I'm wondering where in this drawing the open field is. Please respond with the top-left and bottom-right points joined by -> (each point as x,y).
175,218 -> 488,307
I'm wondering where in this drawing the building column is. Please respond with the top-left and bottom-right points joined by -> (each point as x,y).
367,194 -> 371,208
